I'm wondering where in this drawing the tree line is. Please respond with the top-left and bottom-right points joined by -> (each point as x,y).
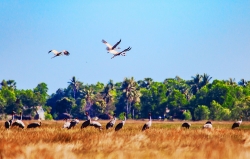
0,74 -> 249,121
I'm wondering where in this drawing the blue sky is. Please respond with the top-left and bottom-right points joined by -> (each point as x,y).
1,1 -> 250,95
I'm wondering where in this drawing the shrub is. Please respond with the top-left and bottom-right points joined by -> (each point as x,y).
45,112 -> 53,120
183,110 -> 192,120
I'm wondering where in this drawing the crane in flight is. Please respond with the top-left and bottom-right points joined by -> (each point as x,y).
48,50 -> 70,59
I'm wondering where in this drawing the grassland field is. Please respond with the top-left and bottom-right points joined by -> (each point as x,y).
0,120 -> 250,159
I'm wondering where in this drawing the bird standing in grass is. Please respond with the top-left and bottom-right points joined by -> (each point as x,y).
68,118 -> 80,129
90,120 -> 102,131
106,113 -> 117,130
12,112 -> 25,129
63,118 -> 71,129
232,117 -> 242,129
203,121 -> 212,129
142,113 -> 152,131
5,111 -> 16,130
181,122 -> 191,129
27,119 -> 41,129
81,112 -> 91,129
115,112 -> 126,131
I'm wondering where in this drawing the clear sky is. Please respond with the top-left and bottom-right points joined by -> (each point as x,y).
1,0 -> 250,95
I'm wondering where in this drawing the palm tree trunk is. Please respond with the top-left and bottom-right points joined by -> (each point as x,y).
132,108 -> 134,119
129,102 -> 132,118
126,100 -> 129,118
73,88 -> 76,100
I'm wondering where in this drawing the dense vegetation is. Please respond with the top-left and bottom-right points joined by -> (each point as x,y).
0,74 -> 250,121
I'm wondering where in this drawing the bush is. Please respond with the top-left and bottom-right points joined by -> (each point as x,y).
45,112 -> 53,120
183,110 -> 192,120
194,105 -> 210,120
118,112 -> 126,120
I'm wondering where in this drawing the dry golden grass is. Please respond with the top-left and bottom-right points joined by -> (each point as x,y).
0,120 -> 250,159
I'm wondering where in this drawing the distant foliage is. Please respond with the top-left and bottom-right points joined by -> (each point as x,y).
1,74 -> 250,121
44,112 -> 53,120
118,112 -> 126,120
183,110 -> 192,120
194,105 -> 210,120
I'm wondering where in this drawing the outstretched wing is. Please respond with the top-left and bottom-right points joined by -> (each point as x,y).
112,39 -> 121,50
102,39 -> 112,49
111,47 -> 131,59
51,52 -> 62,59
48,50 -> 60,55
119,46 -> 131,54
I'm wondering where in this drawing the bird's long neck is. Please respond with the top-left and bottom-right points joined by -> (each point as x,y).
88,115 -> 91,121
123,116 -> 126,123
239,118 -> 242,123
20,113 -> 22,120
12,113 -> 15,120
149,115 -> 152,123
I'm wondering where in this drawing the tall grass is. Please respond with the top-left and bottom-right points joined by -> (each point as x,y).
0,120 -> 250,159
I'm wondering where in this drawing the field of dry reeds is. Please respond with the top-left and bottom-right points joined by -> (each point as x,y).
0,120 -> 250,159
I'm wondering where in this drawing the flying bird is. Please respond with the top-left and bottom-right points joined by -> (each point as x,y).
110,47 -> 132,59
48,50 -> 62,58
102,39 -> 121,53
48,50 -> 70,59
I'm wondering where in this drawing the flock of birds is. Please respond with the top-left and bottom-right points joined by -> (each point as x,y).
48,50 -> 70,59
181,118 -> 243,129
5,111 -> 41,129
4,111 -> 242,131
48,39 -> 132,59
63,112 -> 128,131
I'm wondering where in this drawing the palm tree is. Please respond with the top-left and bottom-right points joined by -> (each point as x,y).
121,77 -> 138,117
101,80 -> 114,104
138,78 -> 153,89
238,79 -> 247,87
0,80 -> 7,89
130,90 -> 141,119
68,76 -> 79,99
82,86 -> 95,112
189,74 -> 201,95
191,74 -> 201,85
226,78 -> 236,86
181,87 -> 192,101
175,76 -> 182,82
200,73 -> 212,88
144,78 -> 153,89
6,80 -> 16,89
163,78 -> 175,85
